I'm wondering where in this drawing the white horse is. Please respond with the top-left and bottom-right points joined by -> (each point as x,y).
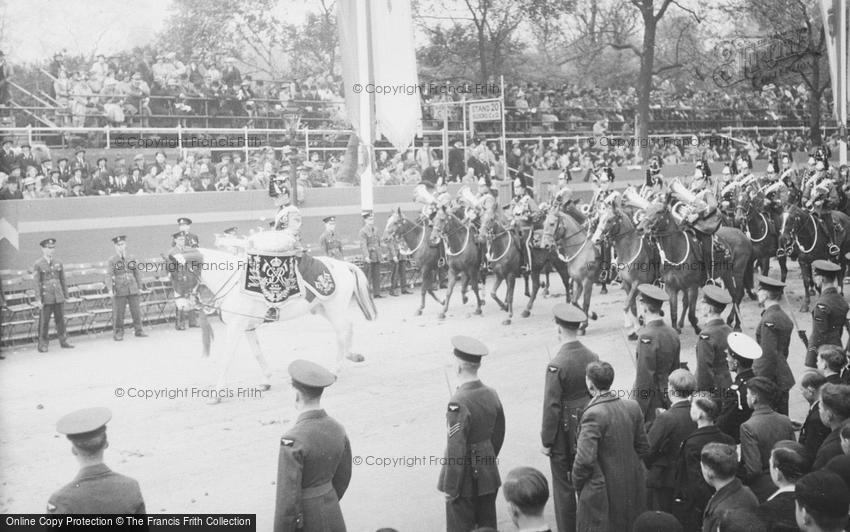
194,238 -> 375,403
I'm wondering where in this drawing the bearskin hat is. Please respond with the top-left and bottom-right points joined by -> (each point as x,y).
695,160 -> 711,177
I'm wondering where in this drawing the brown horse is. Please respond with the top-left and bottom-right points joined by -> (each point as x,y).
480,207 -> 522,325
734,189 -> 787,300
384,208 -> 444,316
431,206 -> 484,319
541,208 -> 599,334
779,204 -> 850,312
592,204 -> 660,339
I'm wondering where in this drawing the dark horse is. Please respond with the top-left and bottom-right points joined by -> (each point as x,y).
779,204 -> 850,312
592,204 -> 660,339
541,208 -> 600,334
639,204 -> 753,332
431,206 -> 484,319
384,208 -> 444,316
480,206 -> 523,325
734,189 -> 787,300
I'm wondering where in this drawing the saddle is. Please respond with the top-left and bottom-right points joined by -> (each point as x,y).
242,245 -> 336,306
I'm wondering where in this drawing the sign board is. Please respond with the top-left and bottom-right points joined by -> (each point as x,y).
467,101 -> 502,122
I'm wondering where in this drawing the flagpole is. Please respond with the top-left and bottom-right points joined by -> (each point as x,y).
500,75 -> 507,181
839,0 -> 848,165
356,0 -> 375,211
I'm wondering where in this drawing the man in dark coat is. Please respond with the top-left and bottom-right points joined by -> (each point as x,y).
673,396 -> 735,531
177,217 -> 200,248
540,304 -> 598,532
797,371 -> 832,459
274,360 -> 351,532
633,284 -> 681,425
644,369 -> 697,513
447,139 -> 465,181
794,470 -> 850,532
48,407 -> 146,514
753,276 -> 795,415
573,361 -> 650,532
757,442 -> 810,532
167,233 -> 201,330
438,336 -> 505,532
804,260 -> 848,368
694,286 -> 733,399
812,383 -> 850,469
359,210 -> 383,298
738,377 -> 796,502
700,443 -> 758,532
318,216 -> 344,260
32,238 -> 74,352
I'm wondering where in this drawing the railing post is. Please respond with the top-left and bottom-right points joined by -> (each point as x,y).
305,129 -> 309,160
243,126 -> 249,160
105,125 -> 111,149
177,124 -> 183,151
26,124 -> 33,146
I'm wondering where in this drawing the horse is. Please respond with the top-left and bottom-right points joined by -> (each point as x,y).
384,208 -> 445,316
592,204 -> 660,339
779,204 -> 850,312
480,206 -> 522,325
734,189 -> 787,298
541,206 -> 599,334
193,242 -> 375,403
431,205 -> 484,319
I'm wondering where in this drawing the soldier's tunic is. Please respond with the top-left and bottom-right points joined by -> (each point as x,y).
107,253 -> 144,337
541,340 -> 599,532
806,286 -> 849,368
275,205 -> 303,250
716,368 -> 755,444
382,233 -> 408,293
32,256 -> 69,348
438,380 -> 505,532
47,463 -> 145,514
694,318 -> 733,398
274,409 -> 351,532
358,225 -> 382,296
754,304 -> 795,415
633,318 -> 681,425
180,231 -> 199,248
318,229 -> 344,259
168,245 -> 201,328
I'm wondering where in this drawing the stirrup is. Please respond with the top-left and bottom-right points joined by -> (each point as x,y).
598,268 -> 610,283
829,243 -> 840,256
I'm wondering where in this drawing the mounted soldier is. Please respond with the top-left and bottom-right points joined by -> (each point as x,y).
777,151 -> 802,205
269,174 -> 302,253
510,175 -> 540,274
587,166 -> 616,284
640,155 -> 666,201
671,176 -> 723,282
459,176 -> 497,244
803,147 -> 842,257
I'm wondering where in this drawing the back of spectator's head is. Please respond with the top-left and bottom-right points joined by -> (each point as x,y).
824,455 -> 850,492
503,467 -> 549,518
747,376 -> 777,406
820,384 -> 850,424
795,470 -> 850,531
801,371 -> 828,392
701,443 -> 738,480
770,441 -> 811,483
716,509 -> 767,532
667,369 -> 696,398
691,394 -> 721,423
633,511 -> 682,532
586,361 -> 614,392
818,345 -> 847,373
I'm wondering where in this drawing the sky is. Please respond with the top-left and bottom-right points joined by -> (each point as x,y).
0,0 -> 316,64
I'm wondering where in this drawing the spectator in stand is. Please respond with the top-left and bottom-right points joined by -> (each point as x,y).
213,172 -> 233,191
43,170 -> 66,198
125,167 -> 143,194
1,176 -> 23,200
193,171 -> 215,192
126,73 -> 151,127
221,57 -> 241,90
141,165 -> 161,193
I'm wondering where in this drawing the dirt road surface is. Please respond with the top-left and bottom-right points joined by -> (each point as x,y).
0,261 -> 817,531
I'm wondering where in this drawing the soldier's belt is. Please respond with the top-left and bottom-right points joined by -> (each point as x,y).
301,481 -> 333,500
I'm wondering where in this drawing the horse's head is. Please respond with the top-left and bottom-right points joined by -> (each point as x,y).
540,209 -> 563,249
385,207 -> 406,238
592,205 -> 620,244
636,202 -> 670,234
480,204 -> 501,240
734,189 -> 752,226
779,204 -> 805,249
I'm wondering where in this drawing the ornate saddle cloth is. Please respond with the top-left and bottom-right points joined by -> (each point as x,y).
244,252 -> 301,304
297,254 -> 336,299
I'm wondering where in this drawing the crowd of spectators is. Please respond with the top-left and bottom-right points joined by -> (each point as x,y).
42,50 -> 345,128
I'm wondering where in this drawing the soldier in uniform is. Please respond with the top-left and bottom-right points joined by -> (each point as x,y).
540,304 -> 598,532
318,216 -> 344,259
633,284 -> 681,425
177,217 -> 199,248
382,226 -> 411,297
587,167 -> 616,287
754,273 -> 795,415
641,155 -> 667,202
48,407 -> 146,514
716,331 -> 763,443
107,235 -> 147,342
274,360 -> 351,532
359,210 -> 382,298
694,285 -> 733,399
511,176 -> 540,274
438,336 -> 505,532
270,175 -> 303,252
32,238 -> 74,352
683,169 -> 723,281
167,232 -> 200,330
804,148 -> 842,256
803,260 -> 848,368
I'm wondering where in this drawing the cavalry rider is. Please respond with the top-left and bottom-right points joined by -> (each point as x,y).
510,175 -> 540,273
732,153 -> 754,185
640,155 -> 666,201
414,177 -> 452,224
553,175 -> 586,225
683,168 -> 723,281
464,176 -> 498,243
691,159 -> 715,196
803,147 -> 843,256
269,174 -> 303,251
588,166 -> 616,285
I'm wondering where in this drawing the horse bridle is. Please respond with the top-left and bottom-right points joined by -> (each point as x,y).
392,216 -> 427,256
436,212 -> 471,256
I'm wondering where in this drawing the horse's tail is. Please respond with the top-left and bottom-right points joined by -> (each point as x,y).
199,309 -> 214,358
347,262 -> 377,321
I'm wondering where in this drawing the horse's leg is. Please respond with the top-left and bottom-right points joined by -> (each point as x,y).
745,259 -> 757,301
779,255 -> 788,282
439,266 -> 459,320
522,265 -> 542,318
504,274 -> 516,325
625,285 -> 640,340
490,273 -> 508,312
468,266 -> 483,315
416,266 -> 428,316
579,277 -> 594,335
523,271 -> 531,298
543,270 -> 550,297
687,286 -> 700,334
677,290 -> 687,332
317,303 -> 364,373
244,328 -> 272,391
667,285 -> 681,334
211,319 -> 245,404
800,260 -> 812,313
